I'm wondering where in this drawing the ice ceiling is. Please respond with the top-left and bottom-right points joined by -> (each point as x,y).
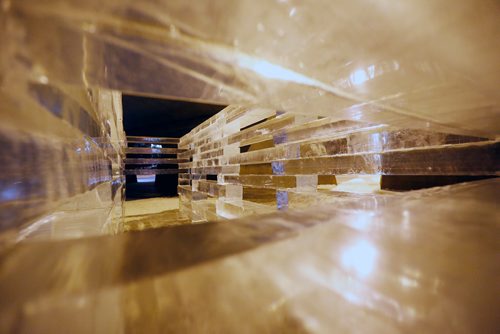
2,0 -> 499,137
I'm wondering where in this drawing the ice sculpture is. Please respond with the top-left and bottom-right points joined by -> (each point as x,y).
0,0 -> 499,333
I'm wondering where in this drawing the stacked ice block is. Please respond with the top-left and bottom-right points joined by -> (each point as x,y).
178,106 -> 497,222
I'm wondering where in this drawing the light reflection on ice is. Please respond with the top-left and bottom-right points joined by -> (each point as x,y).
341,239 -> 378,278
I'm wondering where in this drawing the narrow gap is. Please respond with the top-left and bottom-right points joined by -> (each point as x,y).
380,175 -> 497,191
240,117 -> 270,131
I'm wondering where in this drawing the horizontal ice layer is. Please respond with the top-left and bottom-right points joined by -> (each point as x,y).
0,179 -> 498,332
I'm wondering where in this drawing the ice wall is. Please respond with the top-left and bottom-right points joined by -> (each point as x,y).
1,16 -> 125,241
0,84 -> 125,241
177,106 -> 497,222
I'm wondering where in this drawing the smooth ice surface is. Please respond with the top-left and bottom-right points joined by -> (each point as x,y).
0,179 -> 498,332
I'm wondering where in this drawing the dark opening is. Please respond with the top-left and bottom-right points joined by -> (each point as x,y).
122,95 -> 225,199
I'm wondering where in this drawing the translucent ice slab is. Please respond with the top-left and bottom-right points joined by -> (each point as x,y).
0,84 -> 125,242
0,179 -> 498,332
3,0 -> 499,137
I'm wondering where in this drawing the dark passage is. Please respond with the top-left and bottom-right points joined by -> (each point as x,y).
122,95 -> 225,199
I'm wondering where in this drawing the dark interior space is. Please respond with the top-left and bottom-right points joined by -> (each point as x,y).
123,95 -> 226,137
122,95 -> 225,199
